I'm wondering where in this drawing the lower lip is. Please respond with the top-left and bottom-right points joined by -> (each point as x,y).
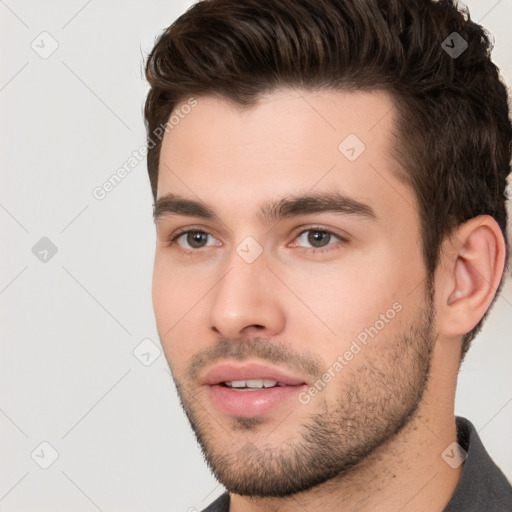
208,384 -> 307,418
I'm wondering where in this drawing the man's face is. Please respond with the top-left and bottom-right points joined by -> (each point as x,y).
152,89 -> 437,496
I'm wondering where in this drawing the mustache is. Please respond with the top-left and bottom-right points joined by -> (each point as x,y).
186,337 -> 324,382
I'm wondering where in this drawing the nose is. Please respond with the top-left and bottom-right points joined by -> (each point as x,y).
208,249 -> 286,340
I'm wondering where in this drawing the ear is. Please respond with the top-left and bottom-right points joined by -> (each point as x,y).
436,215 -> 506,338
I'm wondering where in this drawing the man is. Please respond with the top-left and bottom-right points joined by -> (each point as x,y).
144,0 -> 512,510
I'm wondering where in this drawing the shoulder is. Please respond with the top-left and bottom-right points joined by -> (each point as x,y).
444,416 -> 512,511
200,492 -> 230,512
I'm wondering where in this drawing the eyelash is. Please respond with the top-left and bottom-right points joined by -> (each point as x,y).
167,226 -> 349,255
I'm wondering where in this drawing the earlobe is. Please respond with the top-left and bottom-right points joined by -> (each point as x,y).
437,216 -> 505,338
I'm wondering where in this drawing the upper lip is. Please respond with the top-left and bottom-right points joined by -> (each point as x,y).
202,361 -> 309,386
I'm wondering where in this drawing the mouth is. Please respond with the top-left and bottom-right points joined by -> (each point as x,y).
202,362 -> 309,418
221,379 -> 289,390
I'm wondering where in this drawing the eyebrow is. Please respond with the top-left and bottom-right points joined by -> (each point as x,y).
153,191 -> 377,225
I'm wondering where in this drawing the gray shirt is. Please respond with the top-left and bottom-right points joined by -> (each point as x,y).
201,416 -> 512,511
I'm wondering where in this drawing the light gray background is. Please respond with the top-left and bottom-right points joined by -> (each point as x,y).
1,1 -> 511,511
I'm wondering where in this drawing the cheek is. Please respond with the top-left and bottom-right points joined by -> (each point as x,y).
152,255 -> 174,328
152,254 -> 212,368
284,246 -> 421,343
152,253 -> 200,325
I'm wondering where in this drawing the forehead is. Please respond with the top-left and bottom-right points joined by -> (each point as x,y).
157,88 -> 417,227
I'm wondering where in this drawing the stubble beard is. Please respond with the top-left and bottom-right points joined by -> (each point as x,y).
170,293 -> 436,497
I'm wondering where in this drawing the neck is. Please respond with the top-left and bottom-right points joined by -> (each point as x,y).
229,339 -> 463,512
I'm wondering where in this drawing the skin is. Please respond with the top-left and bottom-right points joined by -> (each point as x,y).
151,88 -> 506,511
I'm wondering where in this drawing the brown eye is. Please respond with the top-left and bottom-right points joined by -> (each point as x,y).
295,228 -> 344,250
171,229 -> 219,251
185,231 -> 209,248
307,230 -> 332,248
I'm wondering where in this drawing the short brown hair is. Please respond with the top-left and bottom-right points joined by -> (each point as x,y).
143,0 -> 511,359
